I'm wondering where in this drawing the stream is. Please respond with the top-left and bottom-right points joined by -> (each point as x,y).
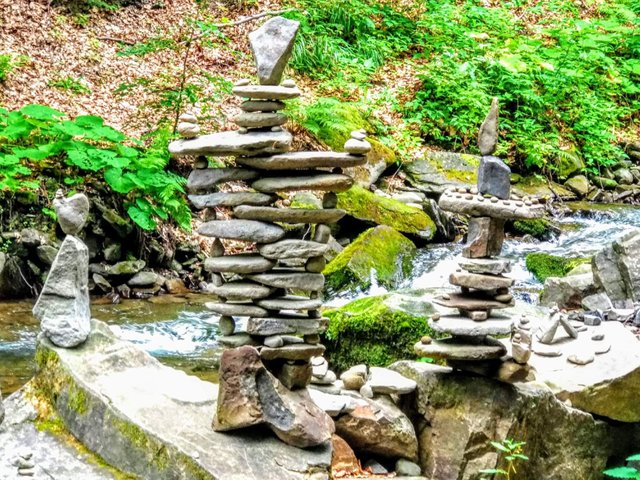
1,203 -> 638,395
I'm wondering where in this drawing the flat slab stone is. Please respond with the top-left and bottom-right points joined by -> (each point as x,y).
169,130 -> 292,157
205,302 -> 269,317
241,100 -> 286,112
430,314 -> 515,336
367,367 -> 417,395
218,334 -> 261,347
233,85 -> 301,100
236,152 -> 367,170
246,316 -> 328,336
187,168 -> 259,193
189,192 -> 276,208
246,271 -> 325,290
449,272 -> 514,290
257,295 -> 323,311
259,240 -> 329,259
261,344 -> 326,361
252,174 -> 354,193
439,188 -> 545,220
204,254 -> 276,274
34,320 -> 331,479
458,257 -> 511,275
233,205 -> 346,224
415,336 -> 507,361
433,292 -> 515,311
198,220 -> 285,243
234,112 -> 288,128
207,281 -> 274,300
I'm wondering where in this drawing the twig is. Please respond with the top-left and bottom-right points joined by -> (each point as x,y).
211,8 -> 295,28
97,36 -> 136,46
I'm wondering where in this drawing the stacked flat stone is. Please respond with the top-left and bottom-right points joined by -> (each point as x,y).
168,17 -> 369,445
415,98 -> 545,367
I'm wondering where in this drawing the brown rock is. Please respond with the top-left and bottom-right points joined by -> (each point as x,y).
462,217 -> 505,258
164,278 -> 190,294
260,343 -> 326,361
450,271 -> 513,290
277,362 -> 313,389
331,435 -> 362,478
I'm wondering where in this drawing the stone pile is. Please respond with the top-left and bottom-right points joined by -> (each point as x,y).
168,16 -> 370,447
415,99 -> 545,368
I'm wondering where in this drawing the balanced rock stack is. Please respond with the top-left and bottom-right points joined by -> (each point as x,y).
168,17 -> 370,447
415,99 -> 545,368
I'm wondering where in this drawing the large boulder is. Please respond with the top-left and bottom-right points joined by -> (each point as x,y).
404,151 -> 479,195
323,226 -> 416,292
593,230 -> 640,306
539,272 -> 597,309
0,252 -> 33,299
337,185 -> 436,240
323,291 -> 434,373
525,252 -> 590,283
391,361 -> 640,480
33,320 -> 332,479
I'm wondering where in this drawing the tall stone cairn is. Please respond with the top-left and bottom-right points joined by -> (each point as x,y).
415,99 -> 544,369
168,17 -> 369,446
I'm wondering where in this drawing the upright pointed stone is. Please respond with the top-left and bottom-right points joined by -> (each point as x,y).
478,97 -> 499,156
33,235 -> 90,347
477,156 -> 511,200
249,16 -> 300,85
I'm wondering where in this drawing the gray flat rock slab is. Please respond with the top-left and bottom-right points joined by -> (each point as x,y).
189,192 -> 276,209
204,254 -> 275,274
252,174 -> 354,193
246,271 -> 325,290
233,205 -> 346,224
187,168 -> 259,193
241,100 -> 286,112
246,316 -> 327,336
415,336 -> 507,361
169,130 -> 292,157
430,314 -> 515,336
258,240 -> 329,259
236,151 -> 367,170
439,188 -> 544,219
205,302 -> 269,317
34,320 -> 331,479
207,281 -> 274,300
257,295 -> 322,311
433,292 -> 514,311
449,271 -> 514,290
198,219 -> 285,243
233,112 -> 288,128
260,344 -> 326,361
232,85 -> 301,100
458,257 -> 511,275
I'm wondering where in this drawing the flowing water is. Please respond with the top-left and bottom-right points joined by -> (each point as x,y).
1,203 -> 639,395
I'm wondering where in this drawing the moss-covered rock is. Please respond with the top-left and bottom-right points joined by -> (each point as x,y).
403,151 -> 479,194
525,253 -> 591,283
511,218 -> 553,239
323,226 -> 416,293
512,175 -> 576,200
337,185 -> 436,240
556,150 -> 585,179
323,292 -> 435,373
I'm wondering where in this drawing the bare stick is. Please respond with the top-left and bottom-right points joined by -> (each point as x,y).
212,8 -> 295,28
97,36 -> 136,46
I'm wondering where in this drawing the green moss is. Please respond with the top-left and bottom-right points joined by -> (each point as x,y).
323,225 -> 416,293
113,417 -> 149,450
68,384 -> 89,415
525,253 -> 591,283
323,294 -> 434,372
512,218 -> 552,239
337,184 -> 436,238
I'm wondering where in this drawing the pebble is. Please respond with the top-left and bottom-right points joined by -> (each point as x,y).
219,316 -> 235,336
18,468 -> 35,477
432,312 -> 441,321
350,130 -> 366,140
591,333 -> 605,341
235,78 -> 251,86
17,459 -> 35,469
282,79 -> 296,88
395,459 -> 422,476
179,112 -> 198,123
594,342 -> 611,355
271,126 -> 283,132
194,157 -> 208,169
264,335 -> 284,348
238,127 -> 248,134
568,353 -> 594,365
421,335 -> 432,344
359,383 -> 374,398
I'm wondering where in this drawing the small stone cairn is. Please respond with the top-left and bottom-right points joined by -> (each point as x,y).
415,99 -> 545,368
168,17 -> 370,447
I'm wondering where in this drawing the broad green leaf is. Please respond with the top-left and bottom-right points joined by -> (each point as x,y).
127,204 -> 157,230
19,104 -> 64,120
627,454 -> 640,462
74,115 -> 104,128
602,466 -> 639,479
104,168 -> 135,194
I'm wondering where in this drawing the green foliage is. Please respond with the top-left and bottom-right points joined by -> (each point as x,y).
0,53 -> 27,83
603,454 -> 640,479
48,76 -> 91,95
402,0 -> 640,172
525,253 -> 590,283
323,294 -> 433,372
480,439 -> 529,480
0,105 -> 191,231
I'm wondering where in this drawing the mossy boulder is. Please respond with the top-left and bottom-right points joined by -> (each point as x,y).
323,225 -> 416,293
556,151 -> 585,179
323,292 -> 435,373
337,185 -> 436,240
512,175 -> 576,200
403,151 -> 479,194
511,218 -> 553,240
525,253 -> 591,283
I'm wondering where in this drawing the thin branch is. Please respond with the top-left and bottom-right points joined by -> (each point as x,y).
97,36 -> 136,46
212,8 -> 295,28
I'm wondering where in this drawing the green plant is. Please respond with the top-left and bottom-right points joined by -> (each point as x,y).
604,454 -> 640,478
48,76 -> 91,95
480,439 -> 529,480
0,104 -> 191,231
0,53 -> 27,82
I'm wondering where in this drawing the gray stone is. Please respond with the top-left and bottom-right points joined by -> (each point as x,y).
404,152 -> 480,195
198,219 -> 285,243
107,259 -> 145,276
335,395 -> 418,461
233,85 -> 301,100
205,302 -> 269,317
311,370 -> 337,385
565,175 -> 590,197
462,216 -> 505,258
233,205 -> 345,224
187,167 -> 259,193
236,151 -> 366,170
582,292 -> 613,312
19,228 -> 43,248
260,344 -> 325,361
308,389 -> 352,416
246,316 -> 326,336
189,192 -> 276,208
258,240 -> 329,259
218,334 -> 260,348
241,100 -> 286,112
433,292 -> 514,312
264,336 -> 284,348
53,190 -> 90,235
305,256 -> 326,273
169,130 -> 292,157
415,336 -> 507,361
256,295 -> 322,311
396,459 -> 422,476
477,156 -> 511,199
593,238 -> 632,304
439,188 -> 545,220
540,273 -> 596,309
92,273 -> 112,292
252,174 -> 354,193
204,254 -> 275,274
277,362 -> 312,390
614,168 -> 634,185
313,224 -> 331,244
584,314 -> 602,326
207,281 -> 274,300
247,271 -> 324,290
36,245 -> 58,266
33,236 -> 90,348
478,97 -> 499,155
568,353 -> 595,365
343,138 -> 372,154
103,243 -> 121,263
234,112 -> 288,128
127,271 -> 161,287
449,271 -> 513,290
458,257 -> 511,275
249,16 -> 300,85
364,459 -> 389,475
367,367 -> 417,395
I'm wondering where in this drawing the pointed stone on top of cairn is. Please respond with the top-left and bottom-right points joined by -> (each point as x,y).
53,189 -> 90,236
476,98 -> 511,200
477,96 -> 499,156
249,16 -> 300,85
